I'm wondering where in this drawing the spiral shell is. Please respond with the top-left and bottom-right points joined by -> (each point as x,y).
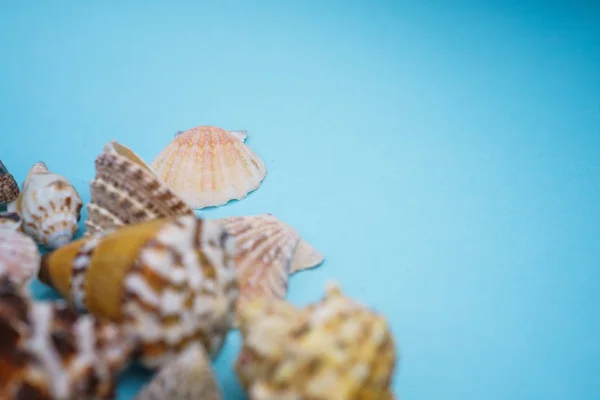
85,140 -> 194,237
149,126 -> 267,209
39,215 -> 239,369
0,160 -> 19,208
8,162 -> 82,249
235,283 -> 397,400
0,228 -> 40,290
0,278 -> 135,399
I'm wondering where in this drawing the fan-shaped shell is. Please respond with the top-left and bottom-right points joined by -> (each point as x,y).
235,283 -> 397,400
136,343 -> 222,400
216,214 -> 324,316
39,215 -> 239,369
0,160 -> 19,208
85,140 -> 194,236
149,126 -> 267,209
0,229 -> 40,289
8,162 -> 82,249
0,278 -> 135,399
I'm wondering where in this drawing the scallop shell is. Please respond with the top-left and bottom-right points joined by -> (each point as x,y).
216,214 -> 324,315
0,211 -> 23,231
0,229 -> 40,290
0,160 -> 19,209
8,162 -> 82,249
85,140 -> 194,237
136,342 -> 222,400
235,283 -> 397,400
38,214 -> 239,369
149,126 -> 267,209
0,277 -> 135,399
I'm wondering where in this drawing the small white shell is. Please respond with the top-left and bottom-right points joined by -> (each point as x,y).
8,162 -> 82,249
0,228 -> 40,289
135,343 -> 222,400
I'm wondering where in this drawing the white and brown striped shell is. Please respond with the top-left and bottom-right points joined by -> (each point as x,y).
0,278 -> 136,399
8,162 -> 82,249
39,215 -> 239,369
0,229 -> 40,290
235,283 -> 397,400
85,140 -> 194,237
216,214 -> 324,316
136,342 -> 222,400
0,160 -> 19,208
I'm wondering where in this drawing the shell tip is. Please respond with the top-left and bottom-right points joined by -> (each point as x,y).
290,239 -> 324,274
229,130 -> 248,142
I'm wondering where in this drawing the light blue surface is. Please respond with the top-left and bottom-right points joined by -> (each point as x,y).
1,1 -> 600,399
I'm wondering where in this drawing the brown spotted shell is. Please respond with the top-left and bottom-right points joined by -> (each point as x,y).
235,283 -> 397,400
0,160 -> 19,207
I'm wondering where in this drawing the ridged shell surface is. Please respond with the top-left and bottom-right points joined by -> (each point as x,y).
136,343 -> 222,400
0,278 -> 135,399
235,283 -> 397,400
149,126 -> 267,209
0,229 -> 40,289
85,140 -> 194,236
216,214 -> 324,316
8,162 -> 82,249
39,215 -> 239,369
0,160 -> 19,207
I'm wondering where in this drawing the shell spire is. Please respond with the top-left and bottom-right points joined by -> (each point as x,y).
0,160 -> 19,209
149,126 -> 267,209
38,215 -> 239,369
8,162 -> 82,249
85,140 -> 194,236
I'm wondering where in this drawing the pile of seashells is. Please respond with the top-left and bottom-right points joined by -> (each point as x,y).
0,125 -> 398,399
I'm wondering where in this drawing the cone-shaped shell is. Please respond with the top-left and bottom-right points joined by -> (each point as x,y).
39,215 -> 239,369
85,141 -> 194,236
216,214 -> 324,317
136,342 -> 222,400
0,160 -> 19,208
0,211 -> 22,231
0,278 -> 135,399
235,283 -> 397,400
0,229 -> 40,290
149,126 -> 267,209
8,162 -> 82,249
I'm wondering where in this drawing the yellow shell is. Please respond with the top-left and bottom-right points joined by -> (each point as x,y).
149,126 -> 267,209
0,278 -> 135,399
8,162 -> 82,249
85,141 -> 194,236
39,215 -> 239,369
235,283 -> 397,400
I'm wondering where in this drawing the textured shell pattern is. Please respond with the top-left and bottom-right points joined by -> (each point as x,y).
149,126 -> 267,209
135,343 -> 222,400
85,141 -> 194,236
0,278 -> 135,400
9,162 -> 82,249
39,215 -> 239,369
0,229 -> 40,290
235,284 -> 397,400
0,160 -> 19,206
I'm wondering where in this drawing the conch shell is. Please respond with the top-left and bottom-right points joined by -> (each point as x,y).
149,126 -> 267,209
0,160 -> 19,209
0,277 -> 135,399
39,214 -> 239,369
8,162 -> 82,249
136,342 -> 222,400
0,228 -> 40,290
216,214 -> 323,317
235,283 -> 397,400
85,140 -> 194,237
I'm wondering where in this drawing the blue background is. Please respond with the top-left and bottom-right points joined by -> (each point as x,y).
1,1 -> 599,399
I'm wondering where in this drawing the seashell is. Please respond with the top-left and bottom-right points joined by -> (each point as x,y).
135,342 -> 222,400
0,229 -> 40,290
85,140 -> 194,237
0,160 -> 19,209
149,126 -> 267,209
0,211 -> 23,231
216,214 -> 324,317
8,162 -> 82,249
0,277 -> 135,399
235,283 -> 397,400
38,214 -> 239,369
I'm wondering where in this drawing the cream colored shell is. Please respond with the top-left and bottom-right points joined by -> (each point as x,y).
149,126 -> 267,209
0,228 -> 40,290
